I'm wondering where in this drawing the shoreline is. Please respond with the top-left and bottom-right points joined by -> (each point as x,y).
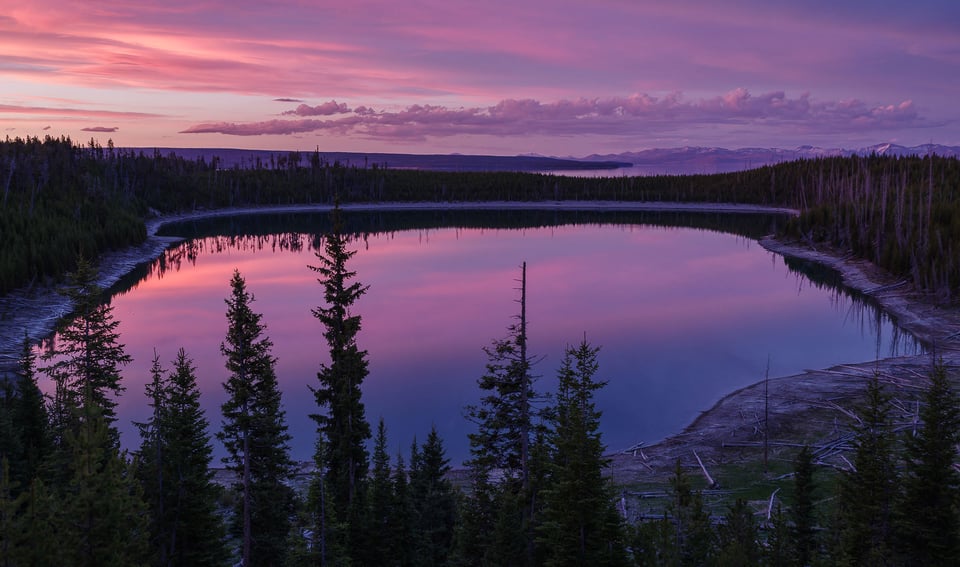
7,200 -> 957,484
608,235 -> 960,483
0,201 -> 798,358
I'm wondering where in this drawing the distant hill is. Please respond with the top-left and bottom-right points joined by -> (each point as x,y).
580,143 -> 960,175
132,144 -> 960,176
134,148 -> 631,172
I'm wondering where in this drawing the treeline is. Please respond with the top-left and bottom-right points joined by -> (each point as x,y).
5,135 -> 960,298
3,206 -> 960,565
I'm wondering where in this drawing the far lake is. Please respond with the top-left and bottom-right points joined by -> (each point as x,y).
55,209 -> 921,465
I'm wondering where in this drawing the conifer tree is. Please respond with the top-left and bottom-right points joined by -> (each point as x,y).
58,401 -> 150,567
391,449 -> 415,567
834,375 -> 898,565
137,349 -> 227,567
310,204 -> 371,542
464,262 -> 545,564
537,339 -> 627,566
790,445 -> 818,566
11,332 -> 51,487
41,257 -> 131,440
364,418 -> 395,564
895,361 -> 960,565
218,270 -> 294,567
410,426 -> 458,567
667,460 -> 715,566
716,498 -> 759,566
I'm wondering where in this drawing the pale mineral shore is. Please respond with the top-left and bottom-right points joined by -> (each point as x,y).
3,201 -> 957,483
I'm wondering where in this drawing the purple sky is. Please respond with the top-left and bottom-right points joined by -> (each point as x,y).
2,0 -> 958,155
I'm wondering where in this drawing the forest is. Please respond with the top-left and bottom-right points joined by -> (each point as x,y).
2,136 -> 960,565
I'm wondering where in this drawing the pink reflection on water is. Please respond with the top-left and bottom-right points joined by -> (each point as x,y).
45,224 -> 918,465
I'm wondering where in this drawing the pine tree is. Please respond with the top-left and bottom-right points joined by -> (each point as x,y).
537,339 -> 627,566
11,332 -> 51,487
58,401 -> 150,567
364,418 -> 395,564
895,361 -> 960,565
218,270 -> 294,567
464,262 -> 545,564
310,204 -> 371,545
40,257 -> 131,440
716,498 -> 760,566
834,375 -> 898,565
790,445 -> 818,566
390,450 -> 415,567
410,426 -> 457,567
668,460 -> 716,566
137,349 -> 227,567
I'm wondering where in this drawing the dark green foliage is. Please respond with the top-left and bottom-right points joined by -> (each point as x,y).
537,340 -> 627,566
136,349 -> 227,567
10,333 -> 51,487
895,362 -> 960,565
834,375 -> 899,565
715,498 -> 760,566
668,460 -> 716,566
218,271 -> 294,567
58,402 -> 150,567
410,427 -> 458,567
302,437 -> 350,567
790,446 -> 818,566
764,504 -> 792,567
363,418 -> 396,564
40,257 -> 131,438
310,204 -> 371,537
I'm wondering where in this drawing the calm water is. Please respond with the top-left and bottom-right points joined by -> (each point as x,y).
50,212 -> 921,465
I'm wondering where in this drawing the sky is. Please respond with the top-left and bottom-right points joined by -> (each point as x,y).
1,0 -> 958,156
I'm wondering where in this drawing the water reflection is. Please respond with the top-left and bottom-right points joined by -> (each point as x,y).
75,215 -> 923,465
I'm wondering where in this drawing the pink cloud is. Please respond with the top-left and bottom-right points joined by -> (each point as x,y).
181,89 -> 926,140
81,126 -> 118,132
0,104 -> 160,119
282,101 -> 351,116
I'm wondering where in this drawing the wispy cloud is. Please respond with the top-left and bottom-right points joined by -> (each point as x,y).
182,90 -> 925,141
0,104 -> 160,119
81,126 -> 119,132
274,98 -> 304,103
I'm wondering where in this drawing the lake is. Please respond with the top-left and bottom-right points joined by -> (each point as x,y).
50,208 -> 921,465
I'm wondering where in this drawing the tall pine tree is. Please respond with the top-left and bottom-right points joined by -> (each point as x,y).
218,270 -> 294,567
41,257 -> 131,445
310,204 -> 371,554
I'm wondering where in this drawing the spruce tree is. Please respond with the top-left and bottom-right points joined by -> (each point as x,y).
58,401 -> 150,567
11,332 -> 51,488
137,349 -> 227,567
310,204 -> 371,545
364,418 -> 395,564
537,339 -> 627,566
464,262 -> 545,564
40,257 -> 131,440
834,375 -> 898,565
716,498 -> 759,566
790,445 -> 818,566
218,270 -> 294,567
895,361 -> 960,565
410,426 -> 457,567
667,460 -> 715,566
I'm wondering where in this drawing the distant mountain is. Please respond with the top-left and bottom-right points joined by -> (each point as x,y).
579,144 -> 960,175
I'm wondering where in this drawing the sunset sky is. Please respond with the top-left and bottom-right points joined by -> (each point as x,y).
2,0 -> 958,156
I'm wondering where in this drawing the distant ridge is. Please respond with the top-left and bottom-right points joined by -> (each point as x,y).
130,144 -> 960,176
580,143 -> 960,175
133,148 -> 630,173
